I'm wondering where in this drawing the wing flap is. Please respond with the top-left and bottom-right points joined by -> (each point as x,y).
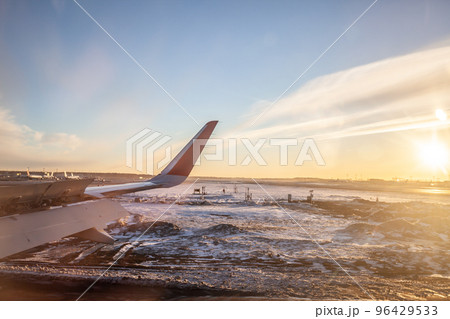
72,227 -> 115,244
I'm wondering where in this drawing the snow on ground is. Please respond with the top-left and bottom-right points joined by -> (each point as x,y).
0,181 -> 448,300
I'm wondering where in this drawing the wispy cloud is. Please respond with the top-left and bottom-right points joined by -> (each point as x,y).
228,46 -> 450,140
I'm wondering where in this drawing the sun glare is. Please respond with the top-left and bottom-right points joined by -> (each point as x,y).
420,141 -> 449,168
435,109 -> 447,121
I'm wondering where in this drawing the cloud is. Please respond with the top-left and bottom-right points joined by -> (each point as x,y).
229,45 -> 450,140
36,132 -> 81,149
0,106 -> 82,168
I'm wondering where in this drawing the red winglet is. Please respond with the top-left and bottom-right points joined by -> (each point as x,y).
160,121 -> 218,177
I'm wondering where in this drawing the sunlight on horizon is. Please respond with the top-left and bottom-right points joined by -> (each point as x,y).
419,140 -> 449,173
435,109 -> 447,121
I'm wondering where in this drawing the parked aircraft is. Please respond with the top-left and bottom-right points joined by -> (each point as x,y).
26,168 -> 43,180
64,171 -> 81,180
43,171 -> 56,180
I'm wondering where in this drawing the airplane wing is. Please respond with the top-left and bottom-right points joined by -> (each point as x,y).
0,121 -> 218,259
0,200 -> 128,259
84,120 -> 218,198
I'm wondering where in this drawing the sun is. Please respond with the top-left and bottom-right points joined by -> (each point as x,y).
435,109 -> 447,121
420,141 -> 448,169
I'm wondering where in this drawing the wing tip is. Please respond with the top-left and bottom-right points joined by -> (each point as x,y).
205,120 -> 219,129
156,120 -> 219,178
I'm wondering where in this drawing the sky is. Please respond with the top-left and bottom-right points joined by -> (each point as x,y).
1,0 -> 450,180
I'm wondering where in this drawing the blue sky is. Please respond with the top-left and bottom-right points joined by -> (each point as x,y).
1,0 -> 450,178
